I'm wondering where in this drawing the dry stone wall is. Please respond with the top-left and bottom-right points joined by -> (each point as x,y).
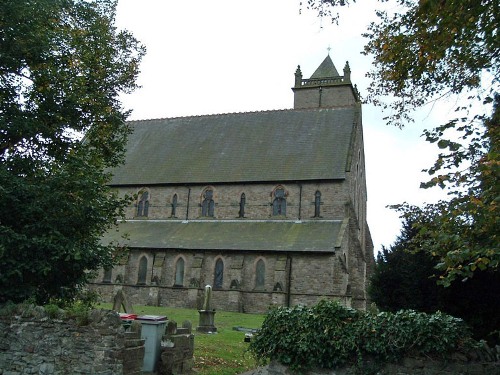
0,307 -> 144,375
260,357 -> 500,375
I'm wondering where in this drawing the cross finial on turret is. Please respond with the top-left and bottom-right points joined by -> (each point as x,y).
327,45 -> 332,55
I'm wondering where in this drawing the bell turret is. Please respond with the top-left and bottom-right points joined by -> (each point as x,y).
292,54 -> 359,109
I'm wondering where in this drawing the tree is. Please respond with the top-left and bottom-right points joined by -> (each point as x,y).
393,99 -> 499,285
369,217 -> 440,313
0,0 -> 145,304
305,0 -> 499,283
370,216 -> 500,344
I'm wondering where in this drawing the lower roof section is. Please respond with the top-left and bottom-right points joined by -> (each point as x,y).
103,219 -> 345,253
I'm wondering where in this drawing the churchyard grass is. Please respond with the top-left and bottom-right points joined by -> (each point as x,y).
97,303 -> 265,375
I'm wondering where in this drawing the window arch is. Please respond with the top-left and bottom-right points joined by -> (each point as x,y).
214,258 -> 224,289
171,193 -> 178,217
174,257 -> 185,287
238,193 -> 246,218
103,268 -> 112,283
201,188 -> 215,217
272,187 -> 286,216
137,190 -> 150,217
314,190 -> 322,218
137,256 -> 148,285
255,259 -> 265,290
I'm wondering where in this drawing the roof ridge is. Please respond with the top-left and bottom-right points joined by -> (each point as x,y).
126,107 -> 352,123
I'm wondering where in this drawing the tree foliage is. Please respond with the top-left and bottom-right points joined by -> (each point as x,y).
370,216 -> 500,343
362,0 -> 498,126
369,218 -> 440,312
393,97 -> 499,284
0,0 -> 145,304
306,0 -> 499,283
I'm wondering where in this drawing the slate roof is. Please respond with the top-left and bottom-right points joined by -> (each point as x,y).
103,220 -> 345,253
310,55 -> 340,79
110,107 -> 358,185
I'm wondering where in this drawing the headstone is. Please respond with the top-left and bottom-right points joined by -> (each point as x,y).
202,284 -> 212,311
166,320 -> 177,335
112,288 -> 135,313
197,285 -> 217,333
182,320 -> 192,334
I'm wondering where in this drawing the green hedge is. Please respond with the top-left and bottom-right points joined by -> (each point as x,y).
248,300 -> 477,373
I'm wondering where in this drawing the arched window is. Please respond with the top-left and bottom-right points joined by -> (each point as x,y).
201,189 -> 214,217
214,258 -> 224,289
137,191 -> 149,217
238,193 -> 246,218
171,194 -> 178,217
272,188 -> 286,216
137,256 -> 148,285
314,190 -> 322,218
255,259 -> 265,290
103,268 -> 112,283
174,257 -> 185,286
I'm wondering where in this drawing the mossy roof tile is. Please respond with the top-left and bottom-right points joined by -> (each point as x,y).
109,108 -> 356,185
103,220 -> 343,252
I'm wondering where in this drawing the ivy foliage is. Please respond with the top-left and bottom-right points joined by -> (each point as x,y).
249,300 -> 476,373
0,0 -> 145,304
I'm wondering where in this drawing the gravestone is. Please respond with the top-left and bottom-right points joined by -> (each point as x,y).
196,285 -> 217,333
112,288 -> 135,313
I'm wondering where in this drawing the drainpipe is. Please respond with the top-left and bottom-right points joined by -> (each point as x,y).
185,187 -> 191,220
298,184 -> 302,221
151,253 -> 156,283
286,253 -> 293,307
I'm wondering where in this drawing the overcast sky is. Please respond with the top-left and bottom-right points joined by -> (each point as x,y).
114,0 -> 450,253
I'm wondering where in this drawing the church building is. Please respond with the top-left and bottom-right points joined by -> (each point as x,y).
90,55 -> 375,313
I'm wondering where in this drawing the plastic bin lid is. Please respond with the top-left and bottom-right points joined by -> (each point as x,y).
136,315 -> 167,321
119,313 -> 137,320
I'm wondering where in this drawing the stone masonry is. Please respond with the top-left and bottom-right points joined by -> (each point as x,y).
0,307 -> 144,375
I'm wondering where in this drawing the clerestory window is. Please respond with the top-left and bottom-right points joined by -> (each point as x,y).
201,189 -> 215,217
171,194 -> 178,217
137,191 -> 149,217
238,193 -> 246,218
314,190 -> 322,218
272,188 -> 286,216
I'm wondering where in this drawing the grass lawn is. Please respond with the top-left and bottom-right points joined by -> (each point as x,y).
97,303 -> 265,375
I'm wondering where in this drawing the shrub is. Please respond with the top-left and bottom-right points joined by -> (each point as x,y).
249,300 -> 477,373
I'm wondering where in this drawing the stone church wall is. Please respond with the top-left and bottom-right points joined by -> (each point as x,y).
118,181 -> 349,221
95,177 -> 371,313
293,84 -> 357,109
91,248 -> 358,313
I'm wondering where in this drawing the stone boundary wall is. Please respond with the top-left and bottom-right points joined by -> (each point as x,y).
0,307 -> 144,375
262,355 -> 500,375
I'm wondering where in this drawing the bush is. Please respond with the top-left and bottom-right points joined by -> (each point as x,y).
249,300 -> 477,373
